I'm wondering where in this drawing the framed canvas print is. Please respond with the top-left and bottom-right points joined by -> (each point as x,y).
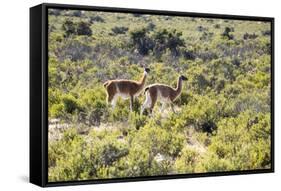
30,3 -> 274,187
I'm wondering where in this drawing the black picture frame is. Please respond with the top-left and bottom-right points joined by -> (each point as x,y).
30,3 -> 275,187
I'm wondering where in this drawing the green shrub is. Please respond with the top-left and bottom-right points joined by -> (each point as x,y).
221,27 -> 234,40
129,112 -> 147,130
49,128 -> 130,181
132,124 -> 185,157
129,28 -> 153,55
76,22 -> 92,36
170,95 -> 218,134
62,19 -> 76,37
111,26 -> 128,35
90,15 -> 105,23
152,29 -> 185,57
174,146 -> 201,173
204,111 -> 271,171
62,94 -> 80,114
196,153 -> 234,172
62,20 -> 92,37
49,103 -> 64,118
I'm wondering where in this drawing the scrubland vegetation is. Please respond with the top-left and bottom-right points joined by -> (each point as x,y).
48,9 -> 272,182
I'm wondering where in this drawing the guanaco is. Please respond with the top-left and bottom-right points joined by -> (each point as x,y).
141,75 -> 187,114
104,68 -> 150,111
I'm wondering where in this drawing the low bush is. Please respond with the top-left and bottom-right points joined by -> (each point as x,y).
174,146 -> 201,173
111,26 -> 129,35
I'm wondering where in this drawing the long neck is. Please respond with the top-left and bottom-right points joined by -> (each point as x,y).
138,71 -> 147,87
175,77 -> 183,96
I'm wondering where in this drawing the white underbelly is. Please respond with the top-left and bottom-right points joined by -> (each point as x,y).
116,92 -> 130,99
115,85 -> 130,99
157,90 -> 171,103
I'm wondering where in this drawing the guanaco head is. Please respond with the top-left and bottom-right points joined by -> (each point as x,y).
180,75 -> 188,81
144,68 -> 150,74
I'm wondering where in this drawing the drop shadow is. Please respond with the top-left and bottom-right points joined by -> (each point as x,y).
19,175 -> 29,183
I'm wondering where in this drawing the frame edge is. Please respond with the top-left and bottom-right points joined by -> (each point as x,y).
30,3 -> 45,187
